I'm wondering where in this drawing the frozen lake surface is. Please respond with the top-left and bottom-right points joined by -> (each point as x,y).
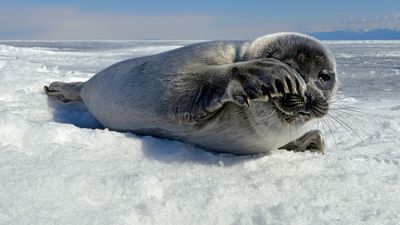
0,40 -> 399,225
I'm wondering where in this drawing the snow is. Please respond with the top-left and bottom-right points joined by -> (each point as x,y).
0,40 -> 399,225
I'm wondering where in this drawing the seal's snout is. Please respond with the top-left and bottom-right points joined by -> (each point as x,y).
307,96 -> 329,118
273,91 -> 329,123
280,94 -> 305,112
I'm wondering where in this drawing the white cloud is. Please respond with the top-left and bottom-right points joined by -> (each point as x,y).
0,7 -> 217,39
3,6 -> 396,39
0,6 -> 298,40
305,14 -> 400,32
339,14 -> 400,30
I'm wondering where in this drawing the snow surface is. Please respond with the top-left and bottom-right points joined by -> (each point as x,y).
0,40 -> 399,225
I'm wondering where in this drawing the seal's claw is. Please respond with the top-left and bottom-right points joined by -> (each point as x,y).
232,94 -> 251,106
43,85 -> 50,94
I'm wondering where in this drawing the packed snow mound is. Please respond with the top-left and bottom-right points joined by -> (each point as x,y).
0,40 -> 399,225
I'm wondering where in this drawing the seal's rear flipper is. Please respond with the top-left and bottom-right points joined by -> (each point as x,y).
44,81 -> 83,102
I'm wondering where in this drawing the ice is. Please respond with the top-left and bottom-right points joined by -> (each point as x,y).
0,40 -> 399,225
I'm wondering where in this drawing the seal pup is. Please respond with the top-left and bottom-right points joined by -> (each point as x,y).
44,33 -> 337,155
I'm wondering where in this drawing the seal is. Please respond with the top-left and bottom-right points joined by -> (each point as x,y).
44,32 -> 337,155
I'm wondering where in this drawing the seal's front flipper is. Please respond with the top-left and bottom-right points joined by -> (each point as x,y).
166,58 -> 306,125
279,130 -> 325,154
44,81 -> 83,102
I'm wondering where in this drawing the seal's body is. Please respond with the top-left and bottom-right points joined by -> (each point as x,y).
45,33 -> 337,154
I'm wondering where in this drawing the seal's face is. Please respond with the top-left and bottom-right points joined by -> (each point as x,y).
259,35 -> 337,125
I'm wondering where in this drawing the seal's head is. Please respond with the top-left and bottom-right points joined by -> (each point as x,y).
244,32 -> 337,126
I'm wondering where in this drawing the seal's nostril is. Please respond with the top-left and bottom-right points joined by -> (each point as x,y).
275,79 -> 285,94
306,94 -> 318,109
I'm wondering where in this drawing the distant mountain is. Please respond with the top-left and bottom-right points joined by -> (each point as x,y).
309,29 -> 400,40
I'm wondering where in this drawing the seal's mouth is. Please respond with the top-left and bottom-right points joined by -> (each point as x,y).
271,93 -> 329,124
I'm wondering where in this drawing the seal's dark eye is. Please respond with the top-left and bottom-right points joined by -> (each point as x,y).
316,70 -> 335,90
318,72 -> 331,82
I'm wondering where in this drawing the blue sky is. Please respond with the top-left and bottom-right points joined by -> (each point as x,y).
1,0 -> 400,39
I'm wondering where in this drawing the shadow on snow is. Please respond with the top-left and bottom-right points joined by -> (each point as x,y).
46,98 -> 258,165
